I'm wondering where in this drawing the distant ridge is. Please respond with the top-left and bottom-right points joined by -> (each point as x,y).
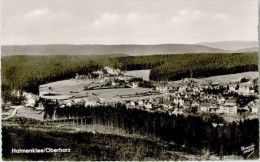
2,44 -> 226,56
2,41 -> 258,56
197,41 -> 258,51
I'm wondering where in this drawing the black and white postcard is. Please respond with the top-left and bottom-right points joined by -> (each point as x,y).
1,0 -> 259,161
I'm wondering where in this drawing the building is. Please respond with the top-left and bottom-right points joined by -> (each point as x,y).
156,85 -> 168,93
200,102 -> 210,112
219,100 -> 237,114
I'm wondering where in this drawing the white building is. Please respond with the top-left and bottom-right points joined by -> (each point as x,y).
131,82 -> 139,88
156,85 -> 168,93
138,100 -> 144,106
219,101 -> 237,114
200,103 -> 210,112
251,106 -> 259,113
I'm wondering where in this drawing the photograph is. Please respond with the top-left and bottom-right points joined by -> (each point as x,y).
1,0 -> 259,161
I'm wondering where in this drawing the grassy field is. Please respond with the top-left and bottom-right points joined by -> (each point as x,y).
40,78 -> 152,101
202,71 -> 259,83
171,71 -> 259,84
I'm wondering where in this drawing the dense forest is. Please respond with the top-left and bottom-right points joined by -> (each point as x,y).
2,52 -> 258,102
9,102 -> 259,159
114,53 -> 258,80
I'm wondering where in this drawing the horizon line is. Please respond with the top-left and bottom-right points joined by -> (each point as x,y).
1,40 -> 258,46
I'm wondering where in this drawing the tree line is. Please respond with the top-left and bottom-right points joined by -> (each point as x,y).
52,103 -> 259,157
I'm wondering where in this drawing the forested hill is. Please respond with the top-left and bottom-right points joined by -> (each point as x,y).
2,44 -> 226,56
197,41 -> 258,51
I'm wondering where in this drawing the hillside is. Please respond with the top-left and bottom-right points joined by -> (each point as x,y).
197,41 -> 258,51
1,44 -> 226,56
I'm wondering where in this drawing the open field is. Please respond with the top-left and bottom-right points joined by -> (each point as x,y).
16,107 -> 45,121
172,71 -> 259,84
40,79 -> 153,101
125,70 -> 151,81
202,71 -> 259,83
39,79 -> 93,97
87,88 -> 153,101
2,107 -> 45,121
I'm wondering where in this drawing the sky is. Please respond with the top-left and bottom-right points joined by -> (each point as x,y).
1,0 -> 258,45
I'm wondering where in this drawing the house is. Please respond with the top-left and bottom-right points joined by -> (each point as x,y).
249,88 -> 255,94
249,100 -> 259,113
130,82 -> 139,88
23,92 -> 38,107
173,98 -> 178,105
209,104 -> 219,113
191,101 -> 199,108
217,97 -> 225,104
183,102 -> 191,109
171,108 -> 184,115
251,106 -> 259,113
178,98 -> 184,107
156,85 -> 168,93
184,94 -> 188,100
144,102 -> 152,109
193,87 -> 199,92
183,78 -> 189,83
104,67 -> 120,76
238,85 -> 250,94
111,81 -> 116,86
138,100 -> 144,106
26,98 -> 36,107
200,102 -> 210,112
178,86 -> 187,92
228,83 -> 237,92
130,101 -> 136,108
219,100 -> 237,114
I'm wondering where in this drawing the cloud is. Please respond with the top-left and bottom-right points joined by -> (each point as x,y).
171,9 -> 204,23
93,12 -> 160,27
2,0 -> 257,45
93,13 -> 120,26
21,8 -> 51,21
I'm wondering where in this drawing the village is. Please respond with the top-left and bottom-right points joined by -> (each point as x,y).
4,67 -> 259,122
